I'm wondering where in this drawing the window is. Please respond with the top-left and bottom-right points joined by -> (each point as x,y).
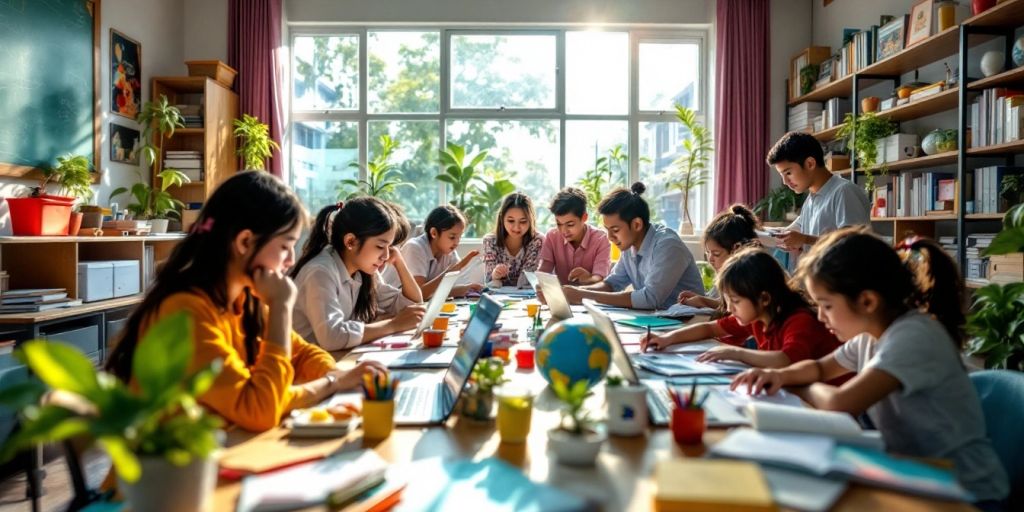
288,27 -> 710,234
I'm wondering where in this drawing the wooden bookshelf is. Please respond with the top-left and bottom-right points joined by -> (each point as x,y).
788,75 -> 853,106
872,215 -> 958,222
965,213 -> 1006,220
859,151 -> 958,173
967,139 -> 1024,156
859,26 -> 960,78
963,0 -> 1024,28
877,87 -> 959,123
968,66 -> 1024,90
0,295 -> 144,325
965,279 -> 989,289
813,124 -> 844,142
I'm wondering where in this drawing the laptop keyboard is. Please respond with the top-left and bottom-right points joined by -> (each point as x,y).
396,384 -> 434,417
646,384 -> 672,425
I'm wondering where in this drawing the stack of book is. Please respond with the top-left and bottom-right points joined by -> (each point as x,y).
836,26 -> 877,79
966,234 -> 997,280
789,102 -> 823,133
892,172 -> 955,217
972,166 -> 1023,214
0,289 -> 83,313
821,98 -> 850,131
970,88 -> 1024,148
988,254 -> 1024,284
176,104 -> 203,128
939,236 -> 959,262
908,82 -> 944,103
164,150 -> 203,181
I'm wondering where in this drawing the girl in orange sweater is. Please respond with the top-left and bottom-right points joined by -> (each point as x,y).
105,172 -> 384,431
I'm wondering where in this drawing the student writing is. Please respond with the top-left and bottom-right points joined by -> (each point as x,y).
402,204 -> 483,299
677,203 -> 760,310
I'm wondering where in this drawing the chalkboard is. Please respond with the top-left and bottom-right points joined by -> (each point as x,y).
0,0 -> 100,179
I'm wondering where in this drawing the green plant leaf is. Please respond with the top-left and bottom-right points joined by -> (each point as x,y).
0,406 -> 87,462
98,436 -> 141,483
17,341 -> 101,400
0,380 -> 47,411
133,312 -> 193,402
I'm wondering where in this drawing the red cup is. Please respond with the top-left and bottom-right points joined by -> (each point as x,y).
423,329 -> 444,348
670,408 -> 705,445
515,347 -> 535,370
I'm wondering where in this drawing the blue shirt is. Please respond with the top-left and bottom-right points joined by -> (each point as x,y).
603,223 -> 704,310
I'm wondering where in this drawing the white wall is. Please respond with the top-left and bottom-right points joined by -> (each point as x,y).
184,0 -> 228,63
768,0 -> 813,189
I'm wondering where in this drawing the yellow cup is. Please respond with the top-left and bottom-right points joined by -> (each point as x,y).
495,385 -> 534,444
432,316 -> 450,331
526,302 -> 540,318
362,399 -> 395,439
441,302 -> 457,313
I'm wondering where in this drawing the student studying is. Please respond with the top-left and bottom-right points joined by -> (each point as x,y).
537,187 -> 612,285
401,204 -> 483,299
482,192 -> 543,289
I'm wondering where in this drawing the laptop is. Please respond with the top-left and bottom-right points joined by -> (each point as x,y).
582,299 -> 746,427
410,271 -> 461,339
534,271 -> 573,321
392,294 -> 501,425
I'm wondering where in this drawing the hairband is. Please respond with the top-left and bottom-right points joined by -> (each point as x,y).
326,201 -> 344,236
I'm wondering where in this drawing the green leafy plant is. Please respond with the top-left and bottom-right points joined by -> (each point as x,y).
799,64 -> 820,95
437,142 -> 489,214
966,204 -> 1024,369
985,203 -> 1024,256
465,168 -> 516,236
436,142 -> 517,236
836,112 -> 897,192
578,144 -> 628,210
137,95 -> 184,170
233,114 -> 280,171
340,135 -> 414,201
0,313 -> 222,483
754,185 -> 805,222
935,129 -> 959,153
665,105 -> 713,228
1000,175 -> 1024,207
469,357 -> 509,395
605,375 -> 624,388
551,379 -> 596,436
33,154 -> 94,203
109,169 -> 190,220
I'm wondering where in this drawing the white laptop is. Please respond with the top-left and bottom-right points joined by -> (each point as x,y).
410,271 -> 461,339
534,271 -> 573,321
391,294 -> 501,425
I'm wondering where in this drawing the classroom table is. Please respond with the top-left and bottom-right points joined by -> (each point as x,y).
212,299 -> 975,512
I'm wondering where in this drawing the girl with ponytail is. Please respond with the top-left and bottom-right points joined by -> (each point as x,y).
105,172 -> 385,432
677,203 -> 761,309
291,197 -> 426,351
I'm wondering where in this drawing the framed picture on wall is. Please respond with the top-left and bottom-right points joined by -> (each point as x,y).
906,0 -> 935,47
876,15 -> 907,62
109,122 -> 140,165
110,29 -> 141,120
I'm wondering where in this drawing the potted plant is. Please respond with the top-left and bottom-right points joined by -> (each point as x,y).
665,104 -> 713,235
836,112 -> 897,192
1000,175 -> 1024,211
547,379 -> 605,466
49,154 -> 95,236
754,185 -> 804,224
0,313 -> 223,512
460,357 -> 508,421
233,113 -> 280,171
966,204 -> 1024,370
109,169 -> 191,233
604,375 -> 647,437
6,154 -> 95,236
339,135 -> 413,201
799,64 -> 819,95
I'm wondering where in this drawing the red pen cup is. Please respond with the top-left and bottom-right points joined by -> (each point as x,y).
515,346 -> 535,370
670,407 -> 705,445
423,329 -> 445,348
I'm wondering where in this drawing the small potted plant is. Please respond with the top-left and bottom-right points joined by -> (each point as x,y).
108,169 -> 190,233
836,112 -> 897,192
604,375 -> 648,437
6,154 -> 94,236
547,379 -> 606,466
0,313 -> 223,512
50,154 -> 95,236
460,357 -> 508,421
754,185 -> 804,225
233,113 -> 280,171
799,64 -> 819,95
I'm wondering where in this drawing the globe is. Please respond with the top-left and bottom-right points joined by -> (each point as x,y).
535,317 -> 612,390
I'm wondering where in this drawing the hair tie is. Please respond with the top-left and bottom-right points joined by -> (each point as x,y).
326,206 -> 342,237
191,217 -> 214,234
896,235 -> 925,265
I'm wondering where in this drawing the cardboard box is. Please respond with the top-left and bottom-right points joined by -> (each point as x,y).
77,262 -> 114,302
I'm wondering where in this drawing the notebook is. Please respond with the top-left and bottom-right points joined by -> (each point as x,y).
633,352 -> 749,377
653,303 -> 717,319
615,316 -> 683,330
746,402 -> 883,449
653,458 -> 775,512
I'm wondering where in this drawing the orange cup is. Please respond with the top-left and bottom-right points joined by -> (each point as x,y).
493,346 -> 510,363
526,302 -> 540,317
441,302 -> 457,313
671,408 -> 706,445
423,329 -> 445,348
432,316 -> 450,331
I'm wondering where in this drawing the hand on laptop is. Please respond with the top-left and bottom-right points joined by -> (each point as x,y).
452,283 -> 483,297
730,368 -> 784,395
392,304 -> 426,331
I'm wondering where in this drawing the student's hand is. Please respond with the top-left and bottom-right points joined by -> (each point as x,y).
331,361 -> 388,392
567,267 -> 592,283
386,246 -> 404,266
696,346 -> 739,364
453,250 -> 480,271
683,295 -> 715,309
640,332 -> 671,352
492,264 -> 509,280
561,285 -> 584,305
731,368 -> 784,395
452,283 -> 483,297
392,304 -> 427,332
251,267 -> 297,309
677,290 -> 699,304
775,230 -> 808,252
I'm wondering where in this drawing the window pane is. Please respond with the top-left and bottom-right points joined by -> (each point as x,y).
450,34 -> 556,109
565,121 -> 628,211
446,120 -> 559,236
639,121 -> 696,231
290,121 -> 358,215
293,35 -> 359,110
639,41 -> 699,111
368,31 -> 440,114
365,121 -> 441,222
566,32 -> 628,114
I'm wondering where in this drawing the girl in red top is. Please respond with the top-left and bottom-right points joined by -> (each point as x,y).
640,247 -> 841,369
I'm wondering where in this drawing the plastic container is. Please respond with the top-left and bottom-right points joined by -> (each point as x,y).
6,195 -> 75,236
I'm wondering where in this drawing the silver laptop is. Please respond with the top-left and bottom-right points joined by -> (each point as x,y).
534,271 -> 573,321
410,271 -> 461,339
392,294 -> 501,425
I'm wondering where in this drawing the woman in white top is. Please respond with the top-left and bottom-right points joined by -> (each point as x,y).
402,205 -> 482,299
291,199 -> 426,350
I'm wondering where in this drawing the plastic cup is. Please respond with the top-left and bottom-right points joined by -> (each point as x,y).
515,346 -> 535,370
432,316 -> 450,331
526,302 -> 540,317
495,385 -> 534,443
441,302 -> 457,313
362,399 -> 395,440
423,329 -> 445,348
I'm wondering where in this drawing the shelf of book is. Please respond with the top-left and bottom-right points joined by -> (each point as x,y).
966,139 -> 1024,156
963,0 -> 1024,28
965,279 -> 989,289
859,151 -> 959,173
872,215 -> 958,222
859,26 -> 960,79
0,295 -> 144,324
968,66 -> 1024,91
812,89 -> 959,142
788,75 -> 854,106
965,213 -> 1006,220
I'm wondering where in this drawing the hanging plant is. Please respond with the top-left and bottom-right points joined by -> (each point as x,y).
836,112 -> 896,192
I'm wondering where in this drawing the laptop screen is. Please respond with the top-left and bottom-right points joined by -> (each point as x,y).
442,294 -> 501,399
583,299 -> 640,384
412,271 -> 460,338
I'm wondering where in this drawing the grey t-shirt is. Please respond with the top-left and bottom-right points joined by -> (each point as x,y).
833,312 -> 1009,501
789,174 -> 870,238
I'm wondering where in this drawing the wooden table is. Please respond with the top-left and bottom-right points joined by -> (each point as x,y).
213,301 -> 975,512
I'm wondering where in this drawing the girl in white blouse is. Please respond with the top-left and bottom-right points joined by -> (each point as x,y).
291,198 -> 426,350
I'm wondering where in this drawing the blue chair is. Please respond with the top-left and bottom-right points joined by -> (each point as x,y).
970,370 -> 1024,505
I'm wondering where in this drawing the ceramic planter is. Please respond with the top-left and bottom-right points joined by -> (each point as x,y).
548,427 -> 606,466
860,96 -> 881,113
460,390 -> 495,422
150,218 -> 170,234
605,385 -> 648,437
68,212 -> 83,236
119,455 -> 217,512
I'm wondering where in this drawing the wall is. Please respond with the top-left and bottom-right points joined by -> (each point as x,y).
184,0 -> 228,63
0,0 -> 185,234
768,0 -> 814,188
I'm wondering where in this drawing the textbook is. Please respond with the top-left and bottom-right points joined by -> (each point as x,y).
746,402 -> 883,450
633,353 -> 749,377
615,316 -> 683,329
653,303 -> 717,319
0,299 -> 83,313
653,458 -> 775,512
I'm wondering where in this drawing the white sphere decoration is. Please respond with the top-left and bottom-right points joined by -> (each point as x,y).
980,51 -> 1005,77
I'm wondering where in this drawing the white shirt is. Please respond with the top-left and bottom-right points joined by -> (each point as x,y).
789,174 -> 870,238
401,234 -> 459,281
293,246 -> 414,350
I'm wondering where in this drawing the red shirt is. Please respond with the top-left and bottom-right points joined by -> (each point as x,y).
716,308 -> 842,363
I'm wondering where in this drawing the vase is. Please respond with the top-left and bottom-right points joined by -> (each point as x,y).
1013,36 -> 1024,68
547,427 -> 606,466
937,1 -> 956,30
119,456 -> 217,512
67,212 -> 83,236
921,130 -> 944,155
460,391 -> 494,422
971,0 -> 996,15
860,96 -> 881,113
150,218 -> 170,234
980,51 -> 1005,77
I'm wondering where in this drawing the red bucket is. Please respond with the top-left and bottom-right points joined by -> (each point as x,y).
6,195 -> 75,236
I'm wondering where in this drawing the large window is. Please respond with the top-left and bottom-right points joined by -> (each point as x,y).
288,28 -> 709,236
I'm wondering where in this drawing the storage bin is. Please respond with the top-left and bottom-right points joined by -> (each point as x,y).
112,260 -> 141,297
41,324 -> 101,361
185,60 -> 237,88
78,261 -> 114,302
5,195 -> 75,236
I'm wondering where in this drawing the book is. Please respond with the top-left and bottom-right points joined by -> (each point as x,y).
653,303 -> 717,319
633,353 -> 749,377
1,288 -> 66,298
1,292 -> 69,304
0,299 -> 83,313
746,402 -> 884,449
653,458 -> 775,512
615,316 -> 683,329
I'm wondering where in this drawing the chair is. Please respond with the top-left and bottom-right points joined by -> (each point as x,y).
970,370 -> 1024,505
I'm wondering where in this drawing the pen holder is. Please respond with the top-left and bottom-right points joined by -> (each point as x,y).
362,399 -> 395,440
670,407 -> 705,445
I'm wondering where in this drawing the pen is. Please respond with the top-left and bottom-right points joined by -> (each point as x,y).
646,325 -> 651,352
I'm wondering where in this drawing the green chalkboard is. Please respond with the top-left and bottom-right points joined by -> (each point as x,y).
0,0 -> 99,178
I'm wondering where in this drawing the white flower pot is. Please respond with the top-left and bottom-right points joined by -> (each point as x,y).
149,218 -> 170,234
980,51 -> 1005,77
605,385 -> 648,437
119,455 -> 217,512
547,427 -> 606,467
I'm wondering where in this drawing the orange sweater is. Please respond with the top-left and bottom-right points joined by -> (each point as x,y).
142,291 -> 336,431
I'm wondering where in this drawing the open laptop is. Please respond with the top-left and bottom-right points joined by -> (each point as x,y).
582,299 -> 746,427
534,271 -> 574,321
410,271 -> 461,339
392,294 -> 501,425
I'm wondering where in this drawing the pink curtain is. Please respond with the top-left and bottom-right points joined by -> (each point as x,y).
714,0 -> 770,211
228,0 -> 284,177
